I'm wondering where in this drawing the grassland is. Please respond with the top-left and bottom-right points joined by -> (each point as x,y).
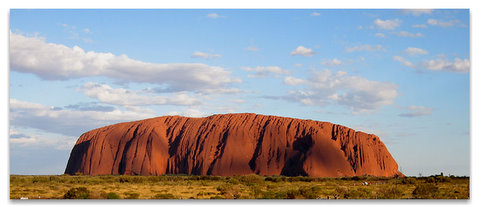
10,174 -> 469,199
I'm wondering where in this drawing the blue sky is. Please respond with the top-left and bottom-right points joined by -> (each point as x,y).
9,9 -> 470,176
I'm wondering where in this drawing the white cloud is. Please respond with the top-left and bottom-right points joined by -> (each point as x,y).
375,33 -> 385,38
405,47 -> 428,56
282,69 -> 398,113
81,82 -> 200,106
9,32 -> 241,93
427,19 -> 460,27
191,51 -> 222,59
10,98 -> 156,136
395,31 -> 423,38
412,24 -> 428,28
60,23 -> 92,43
290,46 -> 315,57
284,76 -> 309,86
374,18 -> 401,30
10,128 -> 76,151
393,56 -> 415,68
321,58 -> 342,66
424,57 -> 470,73
311,12 -> 321,16
399,105 -> 433,117
401,9 -> 434,16
243,66 -> 290,78
167,108 -> 209,118
345,44 -> 384,52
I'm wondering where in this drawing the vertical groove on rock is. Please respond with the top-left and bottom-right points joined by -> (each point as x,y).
248,119 -> 271,172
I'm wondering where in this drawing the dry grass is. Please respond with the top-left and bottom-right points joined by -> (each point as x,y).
10,175 -> 469,199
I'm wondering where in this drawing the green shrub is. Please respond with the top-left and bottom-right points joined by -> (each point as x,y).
412,183 -> 439,199
377,186 -> 402,199
286,189 -> 301,199
401,177 -> 416,184
119,176 -> 145,183
32,176 -> 49,183
226,177 -> 240,185
152,193 -> 176,199
107,192 -> 121,199
63,187 -> 90,199
298,186 -> 321,199
435,176 -> 451,183
238,174 -> 264,185
425,177 -> 436,183
343,188 -> 371,199
216,183 -> 241,199
265,176 -> 286,182
260,191 -> 286,199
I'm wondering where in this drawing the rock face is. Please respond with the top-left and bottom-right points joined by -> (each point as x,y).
65,113 -> 403,177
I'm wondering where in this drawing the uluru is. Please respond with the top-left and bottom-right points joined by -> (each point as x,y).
65,113 -> 403,177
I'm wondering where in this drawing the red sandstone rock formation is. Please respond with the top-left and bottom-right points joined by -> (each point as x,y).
65,113 -> 403,177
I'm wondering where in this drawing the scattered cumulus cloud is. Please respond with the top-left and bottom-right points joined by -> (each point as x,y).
405,47 -> 428,56
281,69 -> 398,113
191,51 -> 222,59
64,102 -> 116,112
10,98 -> 156,137
424,57 -> 470,73
10,128 -> 76,151
321,58 -> 342,66
345,44 -> 384,52
427,19 -> 461,27
395,31 -> 424,38
167,108 -> 209,118
284,76 -> 310,86
393,56 -> 415,68
60,23 -> 92,43
81,82 -> 201,106
290,46 -> 315,57
242,66 -> 290,78
375,33 -> 385,38
399,105 -> 433,117
401,9 -> 434,16
9,32 -> 241,93
374,18 -> 401,30
311,12 -> 321,16
412,24 -> 428,28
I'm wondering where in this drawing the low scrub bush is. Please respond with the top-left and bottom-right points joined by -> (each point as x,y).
412,183 -> 439,199
237,174 -> 265,185
216,183 -> 241,199
401,177 -> 416,184
152,193 -> 176,199
265,176 -> 287,182
63,187 -> 90,199
107,192 -> 121,199
343,187 -> 371,199
377,186 -> 402,199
